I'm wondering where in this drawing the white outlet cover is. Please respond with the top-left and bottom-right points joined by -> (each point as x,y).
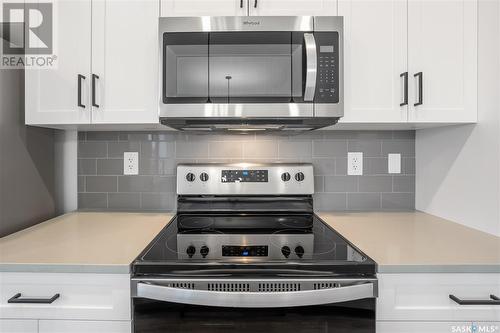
388,153 -> 401,174
348,152 -> 363,176
123,152 -> 139,175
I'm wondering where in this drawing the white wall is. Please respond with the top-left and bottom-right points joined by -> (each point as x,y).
55,130 -> 78,214
416,0 -> 500,236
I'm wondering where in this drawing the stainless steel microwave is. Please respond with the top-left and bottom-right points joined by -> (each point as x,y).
159,16 -> 343,133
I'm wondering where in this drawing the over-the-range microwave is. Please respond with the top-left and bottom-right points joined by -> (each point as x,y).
159,16 -> 343,133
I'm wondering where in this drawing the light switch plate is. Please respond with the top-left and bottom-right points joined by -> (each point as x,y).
388,153 -> 401,174
124,152 -> 139,175
348,152 -> 363,175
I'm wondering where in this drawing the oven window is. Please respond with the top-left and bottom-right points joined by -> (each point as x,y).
133,298 -> 375,333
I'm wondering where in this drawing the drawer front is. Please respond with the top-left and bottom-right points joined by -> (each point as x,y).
0,273 -> 130,321
377,321 -> 500,333
0,320 -> 37,333
377,273 -> 500,321
39,320 -> 132,333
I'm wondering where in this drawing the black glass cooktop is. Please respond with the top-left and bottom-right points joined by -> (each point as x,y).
133,215 -> 376,277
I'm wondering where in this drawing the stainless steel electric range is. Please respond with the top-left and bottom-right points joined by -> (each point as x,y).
132,163 -> 377,333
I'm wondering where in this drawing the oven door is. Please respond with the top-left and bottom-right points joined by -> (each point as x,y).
132,278 -> 376,333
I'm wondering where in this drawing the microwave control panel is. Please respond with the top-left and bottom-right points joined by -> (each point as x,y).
315,32 -> 339,103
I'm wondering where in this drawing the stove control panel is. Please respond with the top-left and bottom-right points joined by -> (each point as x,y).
177,163 -> 314,195
177,234 -> 313,260
221,170 -> 268,183
222,245 -> 268,257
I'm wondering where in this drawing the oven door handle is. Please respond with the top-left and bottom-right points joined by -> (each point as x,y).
135,281 -> 375,308
303,33 -> 317,102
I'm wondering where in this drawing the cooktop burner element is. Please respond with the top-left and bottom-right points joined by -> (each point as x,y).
133,163 -> 376,277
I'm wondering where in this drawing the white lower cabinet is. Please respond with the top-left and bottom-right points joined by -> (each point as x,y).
0,320 -> 37,333
0,273 -> 130,322
377,273 -> 500,322
377,273 -> 500,332
377,321 -> 500,333
39,320 -> 131,333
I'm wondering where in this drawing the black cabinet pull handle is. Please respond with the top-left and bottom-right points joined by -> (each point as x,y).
400,72 -> 408,106
414,72 -> 423,106
92,74 -> 100,108
8,293 -> 60,304
254,0 -> 257,7
449,294 -> 500,305
77,74 -> 86,108
240,0 -> 244,8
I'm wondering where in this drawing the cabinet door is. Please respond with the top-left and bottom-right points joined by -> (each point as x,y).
339,0 -> 407,123
408,0 -> 477,123
39,320 -> 131,333
377,273 -> 500,322
0,320 -> 37,333
25,0 -> 92,125
91,0 -> 159,124
249,0 -> 336,16
161,0 -> 248,17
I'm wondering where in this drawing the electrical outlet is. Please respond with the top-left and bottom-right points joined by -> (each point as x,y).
123,152 -> 139,175
348,152 -> 363,176
388,153 -> 401,174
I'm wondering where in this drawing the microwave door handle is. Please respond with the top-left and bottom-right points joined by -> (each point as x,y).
303,33 -> 317,102
135,281 -> 375,308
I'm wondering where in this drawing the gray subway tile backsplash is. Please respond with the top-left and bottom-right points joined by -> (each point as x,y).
108,193 -> 141,210
358,176 -> 393,193
347,193 -> 381,211
85,176 -> 118,193
78,130 -> 415,211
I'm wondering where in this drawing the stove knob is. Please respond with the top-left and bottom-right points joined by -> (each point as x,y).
295,172 -> 305,182
200,246 -> 210,258
295,245 -> 305,258
186,173 -> 195,182
281,246 -> 291,258
200,172 -> 209,182
186,245 -> 196,258
281,172 -> 291,182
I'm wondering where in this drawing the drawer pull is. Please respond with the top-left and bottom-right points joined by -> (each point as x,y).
449,294 -> 500,305
8,293 -> 60,304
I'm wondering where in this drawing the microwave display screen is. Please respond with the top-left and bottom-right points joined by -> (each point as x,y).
320,45 -> 334,53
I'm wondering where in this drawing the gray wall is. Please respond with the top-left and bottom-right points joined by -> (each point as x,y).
0,68 -> 56,237
78,130 -> 415,212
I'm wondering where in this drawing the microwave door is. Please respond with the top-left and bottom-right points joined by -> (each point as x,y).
208,32 -> 293,104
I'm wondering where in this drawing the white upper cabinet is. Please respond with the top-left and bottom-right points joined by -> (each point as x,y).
161,0 -> 248,17
91,0 -> 159,124
25,0 -> 92,125
339,0 -> 408,123
249,0 -> 336,16
408,0 -> 477,123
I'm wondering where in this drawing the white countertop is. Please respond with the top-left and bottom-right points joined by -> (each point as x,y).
317,211 -> 500,273
1,211 -> 499,274
0,212 -> 173,274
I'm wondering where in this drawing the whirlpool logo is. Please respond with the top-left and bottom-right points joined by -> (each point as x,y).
451,324 -> 500,333
243,20 -> 260,26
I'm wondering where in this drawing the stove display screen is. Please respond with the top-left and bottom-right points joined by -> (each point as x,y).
222,245 -> 268,257
221,170 -> 268,183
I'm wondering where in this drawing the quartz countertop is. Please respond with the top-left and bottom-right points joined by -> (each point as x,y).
317,211 -> 500,273
2,211 -> 498,274
0,212 -> 173,274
